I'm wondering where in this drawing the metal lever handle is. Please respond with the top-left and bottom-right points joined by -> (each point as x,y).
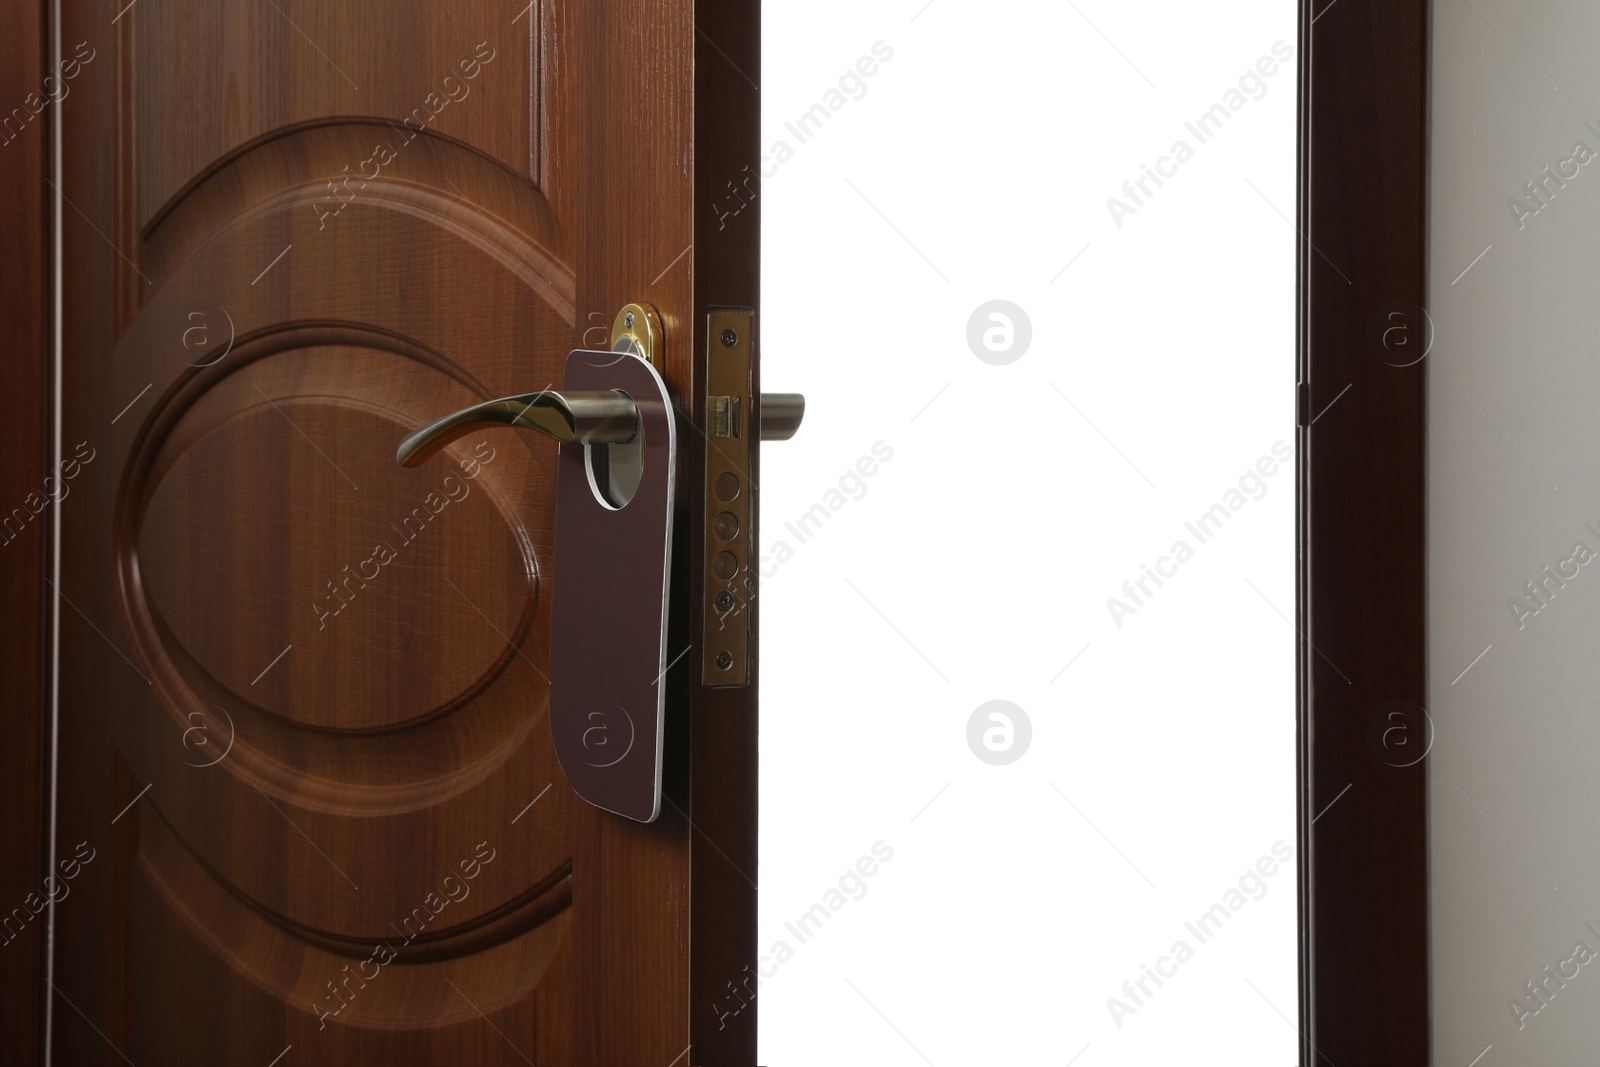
396,390 -> 639,468
398,389 -> 805,467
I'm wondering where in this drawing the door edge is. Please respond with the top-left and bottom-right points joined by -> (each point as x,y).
687,1 -> 761,1064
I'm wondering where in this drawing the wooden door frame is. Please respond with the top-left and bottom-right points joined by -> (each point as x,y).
2,0 -> 1439,1062
1297,0 -> 1432,1061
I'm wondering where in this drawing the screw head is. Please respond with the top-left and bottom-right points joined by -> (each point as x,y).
716,650 -> 734,670
721,328 -> 739,348
715,591 -> 736,613
624,311 -> 636,328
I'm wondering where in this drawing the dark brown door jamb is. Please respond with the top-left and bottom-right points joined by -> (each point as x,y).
1299,0 -> 1432,1062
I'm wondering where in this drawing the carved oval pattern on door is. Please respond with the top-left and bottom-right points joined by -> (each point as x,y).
129,334 -> 538,735
100,123 -> 581,978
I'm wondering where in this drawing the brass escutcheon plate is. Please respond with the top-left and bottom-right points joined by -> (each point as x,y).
611,302 -> 663,366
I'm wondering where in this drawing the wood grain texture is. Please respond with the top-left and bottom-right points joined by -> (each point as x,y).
51,1 -> 757,1063
0,0 -> 50,1063
1299,0 -> 1431,1062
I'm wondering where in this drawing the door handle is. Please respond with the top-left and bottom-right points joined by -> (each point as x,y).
393,304 -> 802,822
397,389 -> 804,466
395,390 -> 640,467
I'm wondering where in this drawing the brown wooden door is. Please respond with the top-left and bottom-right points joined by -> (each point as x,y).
50,2 -> 758,1064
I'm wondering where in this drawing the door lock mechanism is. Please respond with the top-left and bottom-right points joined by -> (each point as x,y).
395,303 -> 802,820
702,308 -> 804,686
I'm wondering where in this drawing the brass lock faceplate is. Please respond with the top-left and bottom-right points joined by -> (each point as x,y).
703,308 -> 755,686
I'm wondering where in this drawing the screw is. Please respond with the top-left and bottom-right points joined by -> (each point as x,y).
715,591 -> 736,612
721,328 -> 738,348
625,311 -> 636,328
716,650 -> 734,670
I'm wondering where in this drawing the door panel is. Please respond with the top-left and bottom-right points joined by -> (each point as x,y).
53,1 -> 744,1063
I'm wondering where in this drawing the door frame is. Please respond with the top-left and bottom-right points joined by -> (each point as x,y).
1297,0 -> 1432,1061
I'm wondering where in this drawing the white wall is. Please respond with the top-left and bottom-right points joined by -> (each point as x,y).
1429,3 -> 1600,1063
758,1 -> 1297,1063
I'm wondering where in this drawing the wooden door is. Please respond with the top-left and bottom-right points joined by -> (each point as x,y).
50,2 -> 758,1064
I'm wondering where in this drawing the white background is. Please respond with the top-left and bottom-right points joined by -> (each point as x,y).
757,1 -> 1299,1063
